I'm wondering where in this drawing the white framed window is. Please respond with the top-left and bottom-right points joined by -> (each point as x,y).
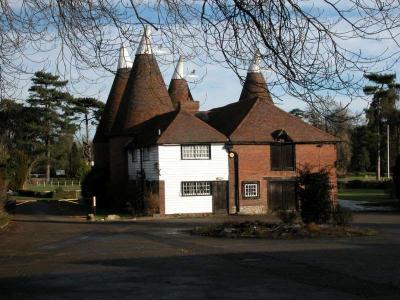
142,147 -> 150,161
242,182 -> 260,199
181,181 -> 211,196
181,144 -> 211,160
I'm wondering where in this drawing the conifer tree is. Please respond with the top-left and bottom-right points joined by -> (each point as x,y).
27,71 -> 75,181
70,97 -> 104,163
364,73 -> 400,180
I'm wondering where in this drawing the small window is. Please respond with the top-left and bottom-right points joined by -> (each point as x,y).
242,181 -> 260,199
181,145 -> 211,160
181,181 -> 211,196
271,143 -> 295,171
142,148 -> 150,161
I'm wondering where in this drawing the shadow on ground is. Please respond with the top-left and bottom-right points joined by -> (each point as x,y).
11,201 -> 88,217
1,246 -> 400,299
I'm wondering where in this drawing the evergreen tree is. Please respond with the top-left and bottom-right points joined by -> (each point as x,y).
27,71 -> 75,181
69,142 -> 82,178
70,97 -> 104,163
350,125 -> 375,172
364,73 -> 400,180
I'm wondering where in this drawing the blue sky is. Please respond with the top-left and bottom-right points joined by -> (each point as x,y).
8,2 -> 400,123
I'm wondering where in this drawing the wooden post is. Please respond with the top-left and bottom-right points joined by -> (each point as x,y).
92,196 -> 96,216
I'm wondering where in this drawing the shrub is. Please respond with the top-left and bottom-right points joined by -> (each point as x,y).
345,180 -> 392,189
81,166 -> 109,208
77,160 -> 91,182
8,150 -> 29,191
277,210 -> 298,224
53,188 -> 78,199
0,165 -> 7,199
393,155 -> 400,200
297,167 -> 332,224
17,190 -> 53,198
331,205 -> 353,226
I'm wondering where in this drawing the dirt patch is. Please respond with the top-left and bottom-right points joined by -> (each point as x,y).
191,221 -> 377,239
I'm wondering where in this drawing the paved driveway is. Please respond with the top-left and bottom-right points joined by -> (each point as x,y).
0,202 -> 400,299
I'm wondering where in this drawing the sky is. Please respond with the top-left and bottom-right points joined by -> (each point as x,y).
5,1 -> 400,124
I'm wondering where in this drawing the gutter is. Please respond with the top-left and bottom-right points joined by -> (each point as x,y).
225,143 -> 240,214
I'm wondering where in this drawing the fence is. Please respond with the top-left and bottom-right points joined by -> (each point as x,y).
29,178 -> 81,187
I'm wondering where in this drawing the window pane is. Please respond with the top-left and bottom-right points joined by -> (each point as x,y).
182,145 -> 210,159
182,181 -> 211,196
243,183 -> 259,198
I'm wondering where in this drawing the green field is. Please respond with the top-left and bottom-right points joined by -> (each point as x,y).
338,188 -> 392,202
337,172 -> 382,182
25,183 -> 81,192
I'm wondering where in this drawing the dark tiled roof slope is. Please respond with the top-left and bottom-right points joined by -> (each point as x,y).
239,72 -> 273,102
196,97 -> 258,136
93,68 -> 130,143
111,54 -> 174,136
168,79 -> 194,106
199,97 -> 337,143
126,110 -> 227,149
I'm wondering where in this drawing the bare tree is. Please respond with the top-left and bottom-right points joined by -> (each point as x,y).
1,1 -> 400,104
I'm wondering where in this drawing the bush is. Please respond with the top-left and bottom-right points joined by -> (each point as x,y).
76,160 -> 91,182
17,190 -> 53,198
331,205 -> 353,226
8,150 -> 29,191
81,166 -> 109,208
393,155 -> 400,200
277,210 -> 298,224
344,180 -> 392,189
297,167 -> 332,224
53,188 -> 78,199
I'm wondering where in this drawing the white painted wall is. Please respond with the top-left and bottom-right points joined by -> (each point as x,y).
158,144 -> 229,214
127,146 -> 159,181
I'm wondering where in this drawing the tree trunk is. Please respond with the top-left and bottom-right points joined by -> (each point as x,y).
85,113 -> 91,163
46,147 -> 50,182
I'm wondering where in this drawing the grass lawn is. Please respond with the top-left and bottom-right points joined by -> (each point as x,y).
338,172 -> 377,182
24,183 -> 81,192
338,188 -> 393,202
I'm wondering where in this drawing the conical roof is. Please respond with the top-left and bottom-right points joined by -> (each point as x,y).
111,26 -> 174,135
239,51 -> 273,102
118,43 -> 133,69
93,44 -> 133,143
168,57 -> 199,113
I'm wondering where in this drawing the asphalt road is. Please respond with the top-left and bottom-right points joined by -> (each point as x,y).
0,202 -> 400,299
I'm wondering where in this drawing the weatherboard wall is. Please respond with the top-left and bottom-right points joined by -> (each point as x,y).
158,144 -> 229,214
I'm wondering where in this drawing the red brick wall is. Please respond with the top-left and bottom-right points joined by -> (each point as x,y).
228,143 -> 337,214
93,142 -> 109,170
109,137 -> 130,184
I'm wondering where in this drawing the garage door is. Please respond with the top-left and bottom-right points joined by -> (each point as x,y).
268,181 -> 297,212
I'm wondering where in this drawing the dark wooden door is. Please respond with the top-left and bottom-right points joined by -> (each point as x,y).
212,181 -> 228,213
268,181 -> 297,212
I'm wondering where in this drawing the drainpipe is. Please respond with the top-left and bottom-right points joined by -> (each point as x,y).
139,148 -> 145,212
228,150 -> 240,214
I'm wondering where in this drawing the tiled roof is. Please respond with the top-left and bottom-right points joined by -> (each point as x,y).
93,68 -> 130,143
125,110 -> 227,149
110,54 -> 174,136
239,72 -> 273,102
168,79 -> 199,113
198,97 -> 338,143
